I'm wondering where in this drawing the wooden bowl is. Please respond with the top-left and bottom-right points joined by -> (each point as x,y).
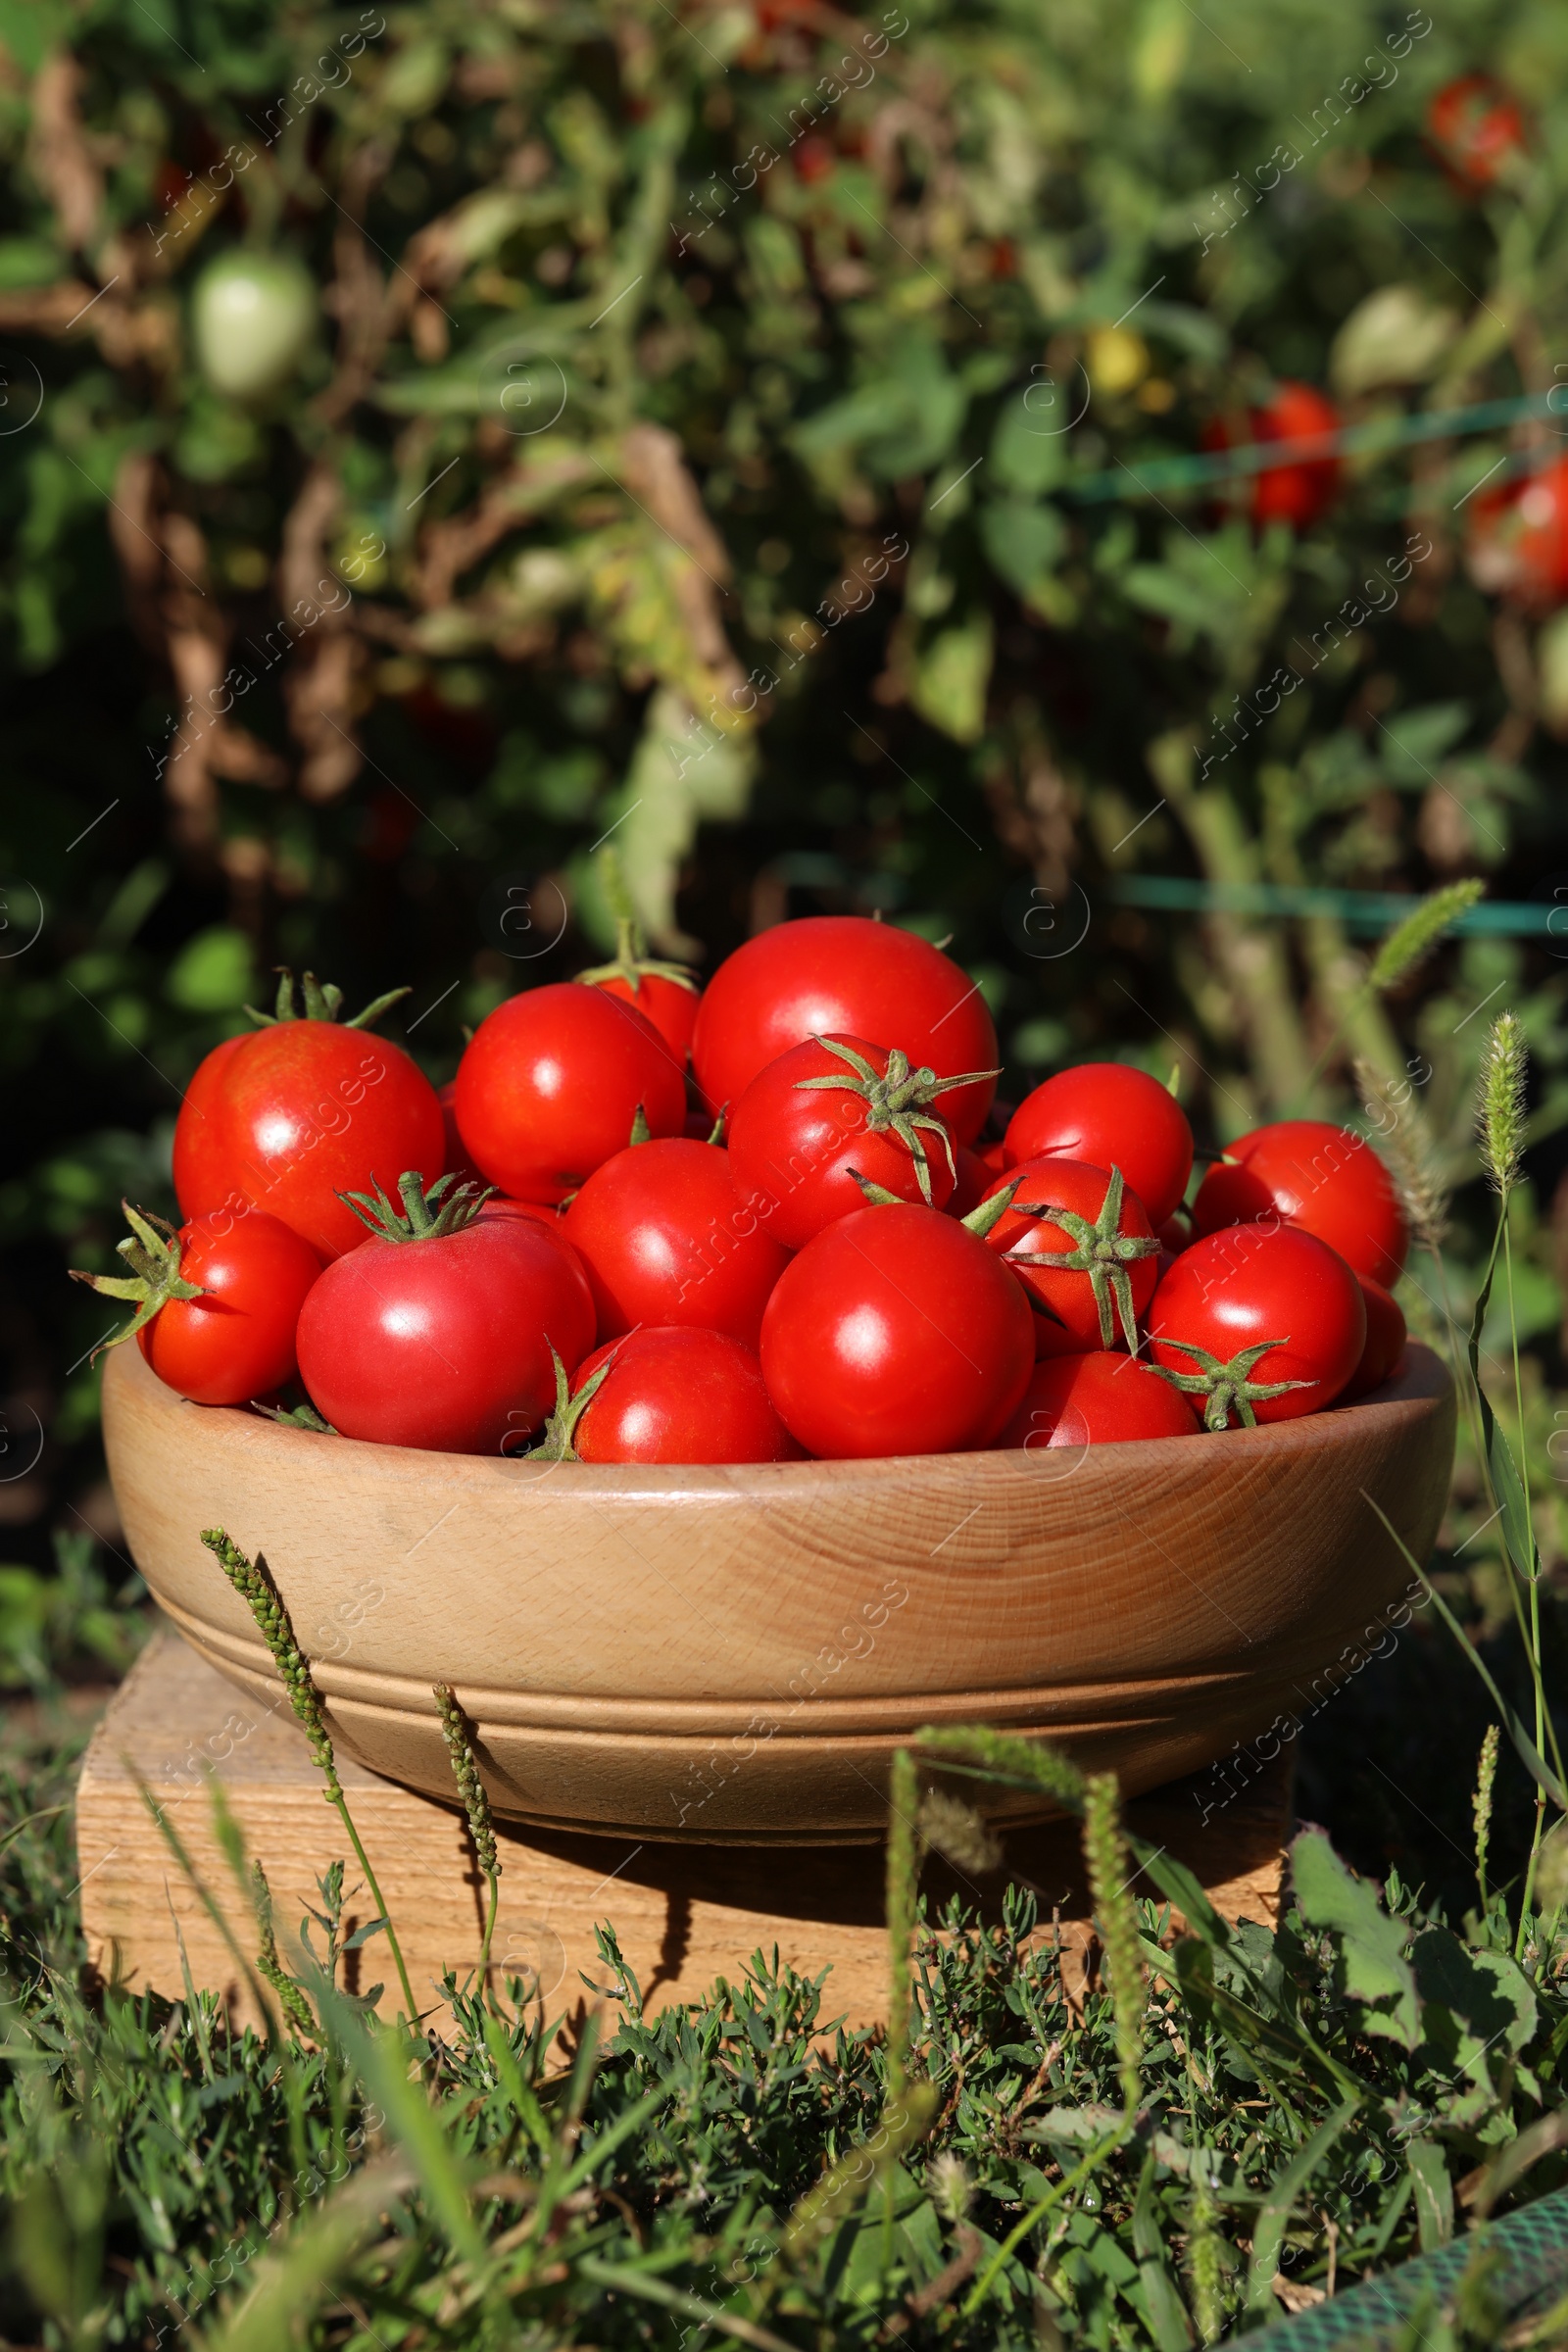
102,1340 -> 1454,1844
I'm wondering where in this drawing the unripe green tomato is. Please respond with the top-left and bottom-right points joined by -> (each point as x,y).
191,252 -> 317,401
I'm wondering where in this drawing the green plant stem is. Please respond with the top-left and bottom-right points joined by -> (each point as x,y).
1504,1212 -> 1550,1957
327,1788 -> 418,2026
479,1872 -> 500,1990
961,2126 -> 1130,2315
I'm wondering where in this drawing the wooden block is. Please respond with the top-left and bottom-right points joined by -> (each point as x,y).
77,1627 -> 1291,2034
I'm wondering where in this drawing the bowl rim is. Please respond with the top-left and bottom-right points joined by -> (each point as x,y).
105,1337 -> 1450,1495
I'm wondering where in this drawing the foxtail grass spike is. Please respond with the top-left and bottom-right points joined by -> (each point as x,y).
917,1788 -> 1001,1876
1478,1010 -> 1527,1196
1367,877 -> 1485,993
434,1683 -> 502,1985
885,1747 -> 921,2099
1474,1724 -> 1499,1909
1187,2150 -> 1228,2344
1352,1057 -> 1449,1252
912,1723 -> 1088,1815
1083,1769 -> 1145,2118
201,1528 -> 339,1791
252,1860 -> 317,2038
199,1527 -> 419,2026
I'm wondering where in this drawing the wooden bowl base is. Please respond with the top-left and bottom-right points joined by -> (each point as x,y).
77,1627 -> 1293,2036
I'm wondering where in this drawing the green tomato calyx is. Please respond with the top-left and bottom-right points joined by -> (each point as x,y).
795,1035 -> 1000,1207
1003,1164 -> 1158,1351
246,968 -> 411,1030
1150,1335 -> 1315,1431
339,1170 -> 493,1243
69,1200 -> 207,1357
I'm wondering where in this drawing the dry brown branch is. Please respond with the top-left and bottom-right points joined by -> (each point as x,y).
29,52 -> 102,253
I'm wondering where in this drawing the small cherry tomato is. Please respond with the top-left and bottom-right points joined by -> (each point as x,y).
553,1327 -> 799,1463
1004,1064 -> 1194,1227
563,1138 -> 790,1347
729,1034 -> 991,1247
1468,458 -> 1568,608
980,1159 -> 1159,1357
173,971 -> 445,1261
1147,1225 -> 1366,1429
994,1351 -> 1201,1450
1340,1276 -> 1407,1402
1204,381 -> 1341,533
1426,74 -> 1527,191
454,983 -> 687,1202
575,915 -> 701,1062
760,1202 -> 1033,1459
1193,1118 -> 1407,1285
74,1203 -> 320,1407
296,1176 -> 595,1453
692,916 -> 999,1145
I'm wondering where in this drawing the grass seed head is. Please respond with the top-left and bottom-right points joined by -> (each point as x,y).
1477,1010 -> 1527,1197
917,1788 -> 1002,1876
433,1683 -> 499,1880
1083,1769 -> 1145,2117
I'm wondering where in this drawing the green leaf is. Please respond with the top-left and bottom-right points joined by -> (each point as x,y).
1290,1832 -> 1419,2047
1376,703 -> 1472,783
1405,2136 -> 1454,2251
164,926 -> 255,1014
979,500 -> 1066,600
909,614 -> 993,745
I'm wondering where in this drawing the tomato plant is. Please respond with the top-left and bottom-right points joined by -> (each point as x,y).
691,915 -> 999,1143
1004,1063 -> 1193,1225
74,1201 -> 319,1407
190,250 -> 318,402
1147,1224 -> 1366,1429
534,1327 -> 798,1463
1426,73 -> 1527,191
728,1033 -> 992,1247
760,1201 -> 1033,1458
980,1158 -> 1159,1355
172,970 -> 445,1262
1193,1117 -> 1408,1285
563,1137 -> 789,1345
454,982 -> 687,1202
295,1173 -> 595,1453
994,1350 -> 1201,1450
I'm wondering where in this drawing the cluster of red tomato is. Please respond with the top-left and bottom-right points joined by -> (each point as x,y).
1204,78 -> 1568,598
81,917 -> 1410,1467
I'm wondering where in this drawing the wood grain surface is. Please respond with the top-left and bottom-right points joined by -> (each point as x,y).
78,1628 -> 1293,2034
101,1339 -> 1452,1839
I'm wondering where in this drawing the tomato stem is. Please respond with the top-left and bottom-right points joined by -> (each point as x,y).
69,1200 -> 207,1357
1150,1335 -> 1314,1431
793,1034 -> 1000,1205
244,968 -> 412,1031
338,1170 -> 492,1243
1004,1165 -> 1158,1350
526,1343 -> 621,1461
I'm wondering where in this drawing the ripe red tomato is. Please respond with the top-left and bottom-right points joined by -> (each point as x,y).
1340,1276 -> 1407,1402
454,983 -> 686,1203
575,920 -> 701,1063
1468,459 -> 1568,607
1148,1225 -> 1366,1429
980,1158 -> 1159,1356
74,1203 -> 319,1407
562,1328 -> 799,1463
1206,381 -> 1341,532
296,1179 -> 595,1452
729,1034 -> 992,1247
692,917 -> 999,1144
563,1138 -> 789,1346
1193,1118 -> 1408,1286
1426,74 -> 1527,191
174,984 -> 444,1262
793,135 -> 836,184
994,1351 -> 1201,1450
950,1146 -> 992,1219
1004,1064 -> 1194,1226
760,1203 -> 1033,1458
